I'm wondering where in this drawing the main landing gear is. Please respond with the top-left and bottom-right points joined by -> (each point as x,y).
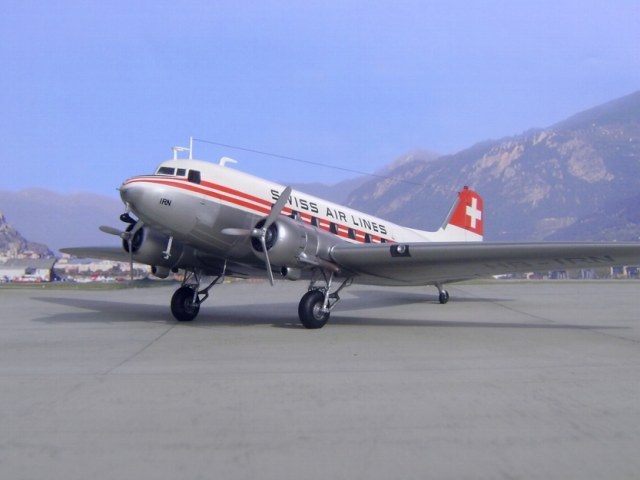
169,267 -> 352,328
298,271 -> 352,329
168,268 -> 449,326
170,269 -> 225,322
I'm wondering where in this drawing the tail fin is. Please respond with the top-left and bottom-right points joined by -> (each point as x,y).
435,187 -> 484,241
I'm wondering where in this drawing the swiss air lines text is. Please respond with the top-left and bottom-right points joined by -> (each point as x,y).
270,189 -> 388,236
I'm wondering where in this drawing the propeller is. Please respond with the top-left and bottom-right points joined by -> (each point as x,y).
254,186 -> 291,285
99,220 -> 144,284
221,186 -> 292,285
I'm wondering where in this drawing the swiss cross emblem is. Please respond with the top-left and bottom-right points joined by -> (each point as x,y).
465,197 -> 482,229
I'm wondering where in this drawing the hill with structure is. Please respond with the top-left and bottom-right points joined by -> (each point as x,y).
0,211 -> 54,259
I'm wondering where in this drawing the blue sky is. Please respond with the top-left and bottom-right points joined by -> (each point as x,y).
1,0 -> 639,196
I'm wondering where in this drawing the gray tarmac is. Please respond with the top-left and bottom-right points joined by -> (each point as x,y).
1,280 -> 639,480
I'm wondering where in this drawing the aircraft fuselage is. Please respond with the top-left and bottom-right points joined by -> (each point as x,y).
119,158 -> 431,273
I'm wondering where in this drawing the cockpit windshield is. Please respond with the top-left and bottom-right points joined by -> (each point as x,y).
155,165 -> 200,183
156,166 -> 175,176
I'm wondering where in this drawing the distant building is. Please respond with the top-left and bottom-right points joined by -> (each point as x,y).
611,266 -> 640,279
55,255 -> 149,281
0,258 -> 58,282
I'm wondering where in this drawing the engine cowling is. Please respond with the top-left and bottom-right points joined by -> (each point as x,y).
122,224 -> 191,271
250,215 -> 341,272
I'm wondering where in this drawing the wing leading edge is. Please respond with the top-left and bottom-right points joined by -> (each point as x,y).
60,247 -> 131,263
329,242 -> 640,286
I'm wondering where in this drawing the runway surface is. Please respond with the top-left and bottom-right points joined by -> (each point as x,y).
1,280 -> 639,480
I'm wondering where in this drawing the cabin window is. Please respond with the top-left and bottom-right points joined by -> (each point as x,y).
156,166 -> 175,176
348,228 -> 356,240
330,223 -> 338,234
364,233 -> 372,243
188,170 -> 201,184
311,217 -> 319,227
176,168 -> 186,177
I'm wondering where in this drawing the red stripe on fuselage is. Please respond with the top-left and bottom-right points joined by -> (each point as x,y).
124,177 -> 272,215
124,176 -> 392,244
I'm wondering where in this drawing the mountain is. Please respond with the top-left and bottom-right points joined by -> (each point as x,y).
289,176 -> 371,204
345,90 -> 640,241
290,149 -> 441,203
0,211 -> 54,258
546,193 -> 640,241
0,189 -> 123,253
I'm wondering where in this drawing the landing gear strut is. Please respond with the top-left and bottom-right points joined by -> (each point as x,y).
298,270 -> 352,329
170,266 -> 225,321
436,283 -> 450,304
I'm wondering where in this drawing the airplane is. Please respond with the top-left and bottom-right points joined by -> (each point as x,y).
62,144 -> 640,329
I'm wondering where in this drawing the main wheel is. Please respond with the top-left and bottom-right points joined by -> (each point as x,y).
298,290 -> 330,329
171,286 -> 200,321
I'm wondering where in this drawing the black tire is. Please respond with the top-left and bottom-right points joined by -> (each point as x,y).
171,286 -> 200,321
298,290 -> 330,329
438,290 -> 450,304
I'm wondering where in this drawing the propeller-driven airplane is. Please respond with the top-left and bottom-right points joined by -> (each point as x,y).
62,144 -> 640,329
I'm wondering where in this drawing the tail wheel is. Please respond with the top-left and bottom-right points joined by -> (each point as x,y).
438,289 -> 450,304
171,286 -> 200,321
298,290 -> 330,329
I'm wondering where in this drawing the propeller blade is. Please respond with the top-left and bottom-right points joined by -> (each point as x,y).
99,225 -> 128,238
261,235 -> 275,286
128,237 -> 134,284
264,186 -> 292,229
127,221 -> 144,285
221,228 -> 252,236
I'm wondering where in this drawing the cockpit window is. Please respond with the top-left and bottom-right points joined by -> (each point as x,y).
188,170 -> 201,184
156,166 -> 175,176
176,168 -> 186,177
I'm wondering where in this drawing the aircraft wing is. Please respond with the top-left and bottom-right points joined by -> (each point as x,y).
59,246 -> 263,279
329,242 -> 640,286
60,247 -> 131,263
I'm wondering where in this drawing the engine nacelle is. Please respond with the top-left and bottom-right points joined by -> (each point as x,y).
123,225 -> 195,270
250,215 -> 342,271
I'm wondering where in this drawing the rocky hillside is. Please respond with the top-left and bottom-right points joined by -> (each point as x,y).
346,91 -> 640,241
0,212 -> 54,258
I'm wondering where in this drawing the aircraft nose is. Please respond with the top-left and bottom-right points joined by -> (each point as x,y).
119,180 -> 145,209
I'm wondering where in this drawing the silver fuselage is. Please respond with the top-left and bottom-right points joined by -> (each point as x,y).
118,159 -> 437,276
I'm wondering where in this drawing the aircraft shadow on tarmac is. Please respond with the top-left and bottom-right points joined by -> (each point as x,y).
32,293 -> 627,332
343,288 -> 509,306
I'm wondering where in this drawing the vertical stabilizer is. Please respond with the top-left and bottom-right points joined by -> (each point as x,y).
422,187 -> 483,242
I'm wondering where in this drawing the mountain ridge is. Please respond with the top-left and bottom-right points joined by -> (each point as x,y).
345,90 -> 640,240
